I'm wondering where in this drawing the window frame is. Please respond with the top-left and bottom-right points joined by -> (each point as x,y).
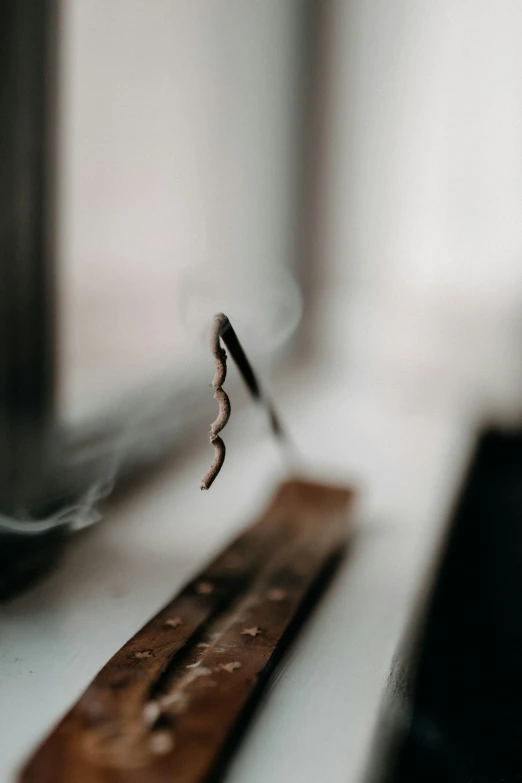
0,0 -> 327,524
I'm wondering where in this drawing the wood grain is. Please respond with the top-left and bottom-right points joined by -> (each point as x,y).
20,479 -> 354,783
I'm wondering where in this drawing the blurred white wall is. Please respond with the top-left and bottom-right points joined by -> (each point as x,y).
316,0 -> 522,418
58,0 -> 522,422
57,0 -> 302,421
323,0 -> 522,304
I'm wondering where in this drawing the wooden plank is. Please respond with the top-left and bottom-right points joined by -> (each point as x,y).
20,479 -> 354,783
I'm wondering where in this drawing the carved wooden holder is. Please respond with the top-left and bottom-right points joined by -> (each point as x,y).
20,479 -> 354,782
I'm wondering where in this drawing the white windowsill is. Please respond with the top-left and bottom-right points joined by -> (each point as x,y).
1,290 -> 518,782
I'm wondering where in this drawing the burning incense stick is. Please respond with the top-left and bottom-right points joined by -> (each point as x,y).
200,313 -> 287,490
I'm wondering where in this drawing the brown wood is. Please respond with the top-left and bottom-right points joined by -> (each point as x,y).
20,479 -> 354,783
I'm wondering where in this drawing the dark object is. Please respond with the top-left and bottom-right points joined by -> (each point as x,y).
20,479 -> 353,782
378,428 -> 522,783
0,0 -> 62,598
0,0 -> 58,514
0,531 -> 65,601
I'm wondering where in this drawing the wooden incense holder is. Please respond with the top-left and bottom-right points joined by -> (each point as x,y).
20,479 -> 354,783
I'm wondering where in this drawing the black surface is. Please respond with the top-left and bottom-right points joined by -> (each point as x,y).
0,0 -> 58,514
0,532 -> 65,601
385,428 -> 522,783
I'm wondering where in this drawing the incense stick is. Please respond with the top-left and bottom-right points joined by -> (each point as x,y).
200,313 -> 287,490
